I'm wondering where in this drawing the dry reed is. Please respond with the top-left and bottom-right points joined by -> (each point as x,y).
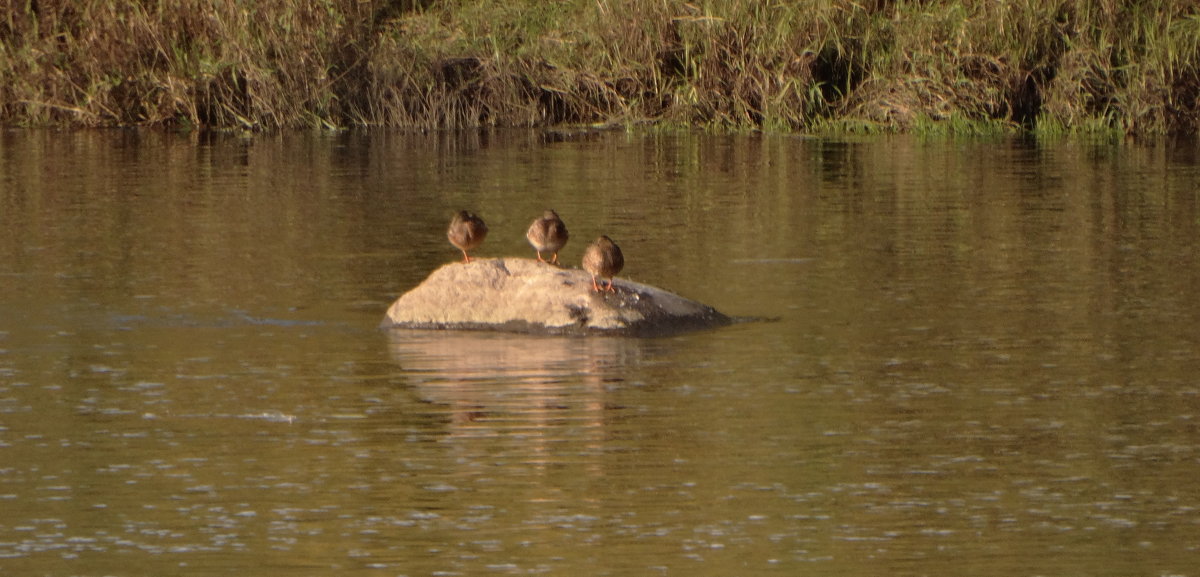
2,0 -> 1198,134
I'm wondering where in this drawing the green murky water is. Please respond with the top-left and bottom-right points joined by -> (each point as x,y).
2,129 -> 1200,575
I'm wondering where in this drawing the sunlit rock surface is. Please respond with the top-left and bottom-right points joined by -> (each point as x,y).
382,258 -> 730,336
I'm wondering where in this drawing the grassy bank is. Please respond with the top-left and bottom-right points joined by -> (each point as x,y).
3,0 -> 1199,134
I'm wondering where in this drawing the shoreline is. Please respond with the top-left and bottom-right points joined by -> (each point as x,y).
3,1 -> 1197,135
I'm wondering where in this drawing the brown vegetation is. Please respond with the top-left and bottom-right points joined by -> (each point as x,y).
2,0 -> 1199,134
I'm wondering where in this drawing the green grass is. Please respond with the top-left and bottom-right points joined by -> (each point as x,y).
2,0 -> 1199,134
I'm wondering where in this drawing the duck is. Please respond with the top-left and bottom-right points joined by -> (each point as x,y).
582,235 -> 624,292
446,210 -> 488,263
525,209 -> 569,264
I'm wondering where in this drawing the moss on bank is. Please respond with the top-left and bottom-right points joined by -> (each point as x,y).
3,0 -> 1199,134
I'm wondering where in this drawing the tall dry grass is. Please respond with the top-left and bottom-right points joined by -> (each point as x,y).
2,0 -> 1199,134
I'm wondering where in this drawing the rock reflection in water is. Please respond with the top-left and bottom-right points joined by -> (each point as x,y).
386,330 -> 640,465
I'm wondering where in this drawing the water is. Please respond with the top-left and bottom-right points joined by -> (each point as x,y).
2,129 -> 1200,576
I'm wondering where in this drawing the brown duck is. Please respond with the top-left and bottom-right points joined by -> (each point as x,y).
582,235 -> 624,292
446,210 -> 488,263
525,209 -> 569,264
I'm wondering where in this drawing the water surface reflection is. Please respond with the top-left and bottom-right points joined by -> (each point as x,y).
386,331 -> 638,450
3,130 -> 1200,576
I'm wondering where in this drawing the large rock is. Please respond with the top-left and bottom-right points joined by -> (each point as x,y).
381,258 -> 731,336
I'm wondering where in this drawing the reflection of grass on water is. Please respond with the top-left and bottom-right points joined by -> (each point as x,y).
3,0 -> 1198,135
